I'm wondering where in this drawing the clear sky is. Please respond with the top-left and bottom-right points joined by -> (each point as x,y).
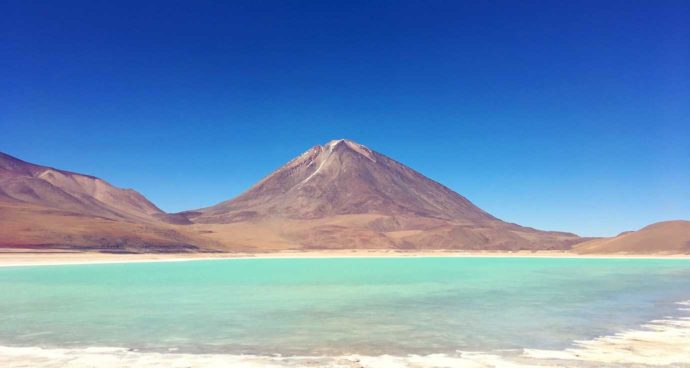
1,1 -> 689,237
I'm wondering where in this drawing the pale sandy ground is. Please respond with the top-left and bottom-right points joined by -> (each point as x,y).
2,249 -> 690,267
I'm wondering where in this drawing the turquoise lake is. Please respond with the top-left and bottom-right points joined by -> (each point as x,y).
1,257 -> 690,357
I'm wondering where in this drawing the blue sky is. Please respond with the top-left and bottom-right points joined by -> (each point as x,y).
1,1 -> 688,237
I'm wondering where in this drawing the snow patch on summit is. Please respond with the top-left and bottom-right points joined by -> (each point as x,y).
326,139 -> 376,162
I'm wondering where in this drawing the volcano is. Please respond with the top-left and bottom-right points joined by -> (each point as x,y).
185,139 -> 581,250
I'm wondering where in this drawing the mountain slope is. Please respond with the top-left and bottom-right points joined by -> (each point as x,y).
575,221 -> 690,254
0,152 -> 210,252
186,139 -> 582,250
0,152 -> 183,223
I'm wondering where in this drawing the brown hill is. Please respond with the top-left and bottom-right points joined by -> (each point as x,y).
575,220 -> 690,254
185,139 -> 582,251
0,152 -> 187,224
0,152 -> 212,252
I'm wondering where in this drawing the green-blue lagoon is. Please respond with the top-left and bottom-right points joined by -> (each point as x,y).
1,257 -> 690,367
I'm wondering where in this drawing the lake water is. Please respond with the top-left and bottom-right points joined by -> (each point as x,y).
1,257 -> 690,367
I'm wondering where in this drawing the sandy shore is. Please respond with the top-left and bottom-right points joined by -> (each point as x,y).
1,249 -> 689,267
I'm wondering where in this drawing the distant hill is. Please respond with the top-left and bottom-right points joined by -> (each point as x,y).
575,220 -> 690,254
184,139 -> 582,251
0,152 -> 212,252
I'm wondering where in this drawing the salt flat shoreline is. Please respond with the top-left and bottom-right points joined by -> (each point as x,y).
0,249 -> 689,267
2,300 -> 690,367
